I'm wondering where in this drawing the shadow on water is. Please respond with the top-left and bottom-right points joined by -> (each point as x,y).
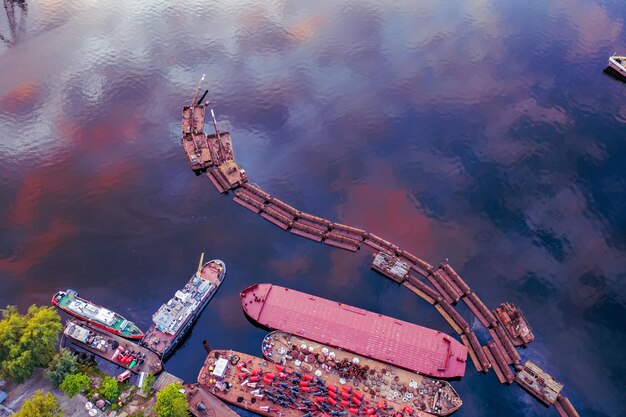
602,67 -> 626,85
1,0 -> 27,47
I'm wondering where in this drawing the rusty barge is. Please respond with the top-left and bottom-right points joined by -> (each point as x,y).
241,283 -> 468,379
199,349 -> 435,417
262,330 -> 462,416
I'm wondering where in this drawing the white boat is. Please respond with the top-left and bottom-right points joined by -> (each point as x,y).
608,54 -> 626,78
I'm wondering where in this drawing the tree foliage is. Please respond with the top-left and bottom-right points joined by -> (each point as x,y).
154,383 -> 188,417
142,372 -> 156,395
46,349 -> 78,386
14,390 -> 63,417
0,305 -> 62,383
59,373 -> 90,398
99,376 -> 120,402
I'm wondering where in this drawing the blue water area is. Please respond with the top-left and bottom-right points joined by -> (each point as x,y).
1,1 -> 625,416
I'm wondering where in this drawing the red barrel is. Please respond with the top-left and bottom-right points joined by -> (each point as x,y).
365,409 -> 375,415
376,402 -> 386,409
265,373 -> 275,379
279,372 -> 287,379
341,385 -> 351,393
327,398 -> 337,405
315,396 -> 325,403
341,392 -> 350,400
327,385 -> 338,392
237,372 -> 247,379
328,391 -> 337,399
301,387 -> 311,393
353,391 -> 363,399
302,374 -> 313,381
340,400 -> 350,407
262,377 -> 272,384
299,381 -> 309,387
349,408 -> 359,414
251,369 -> 262,376
249,376 -> 259,382
352,397 -> 361,406
403,406 -> 414,415
275,365 -> 285,372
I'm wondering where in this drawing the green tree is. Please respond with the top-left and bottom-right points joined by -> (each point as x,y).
142,372 -> 156,395
0,305 -> 62,383
99,376 -> 120,402
154,383 -> 188,417
59,373 -> 90,398
46,349 -> 78,386
13,390 -> 63,417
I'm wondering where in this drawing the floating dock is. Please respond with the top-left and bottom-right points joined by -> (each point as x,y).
262,330 -> 463,416
241,283 -> 468,379
62,320 -> 162,375
493,303 -> 534,347
514,361 -> 563,406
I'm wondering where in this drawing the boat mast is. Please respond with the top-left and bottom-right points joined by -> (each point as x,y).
197,252 -> 205,277
188,74 -> 205,153
210,109 -> 225,161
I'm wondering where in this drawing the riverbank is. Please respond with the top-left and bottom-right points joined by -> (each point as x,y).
1,368 -> 157,417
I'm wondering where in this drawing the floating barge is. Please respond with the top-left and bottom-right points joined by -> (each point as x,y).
199,349 -> 435,417
514,361 -> 563,406
141,255 -> 226,358
262,330 -> 462,416
52,289 -> 144,340
493,303 -> 534,347
184,383 -> 239,417
181,75 -> 247,192
240,283 -> 468,379
63,320 -> 162,374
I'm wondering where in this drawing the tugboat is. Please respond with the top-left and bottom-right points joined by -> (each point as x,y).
262,330 -> 463,416
52,289 -> 143,340
198,349 -> 435,417
141,254 -> 226,358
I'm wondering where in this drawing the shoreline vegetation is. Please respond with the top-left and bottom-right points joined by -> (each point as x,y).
0,305 -> 187,417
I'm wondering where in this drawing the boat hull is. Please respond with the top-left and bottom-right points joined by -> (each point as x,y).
609,57 -> 626,79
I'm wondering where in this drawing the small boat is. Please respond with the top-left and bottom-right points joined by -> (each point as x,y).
52,289 -> 144,340
608,54 -> 626,79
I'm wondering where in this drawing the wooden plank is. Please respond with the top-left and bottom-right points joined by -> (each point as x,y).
290,228 -> 323,242
402,281 -> 436,305
426,274 -> 454,304
233,196 -> 261,213
483,345 -> 506,384
435,304 -> 463,334
461,335 -> 483,372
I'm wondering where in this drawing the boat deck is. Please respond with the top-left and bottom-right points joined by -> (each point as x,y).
185,383 -> 239,417
62,320 -> 162,375
262,331 -> 462,416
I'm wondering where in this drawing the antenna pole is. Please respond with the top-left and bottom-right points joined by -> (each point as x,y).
197,252 -> 205,276
211,109 -> 225,162
190,74 -> 206,108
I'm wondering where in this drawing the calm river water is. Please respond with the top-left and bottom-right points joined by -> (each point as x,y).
1,1 -> 625,416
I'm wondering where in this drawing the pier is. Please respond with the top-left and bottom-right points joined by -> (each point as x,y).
180,89 -> 582,417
